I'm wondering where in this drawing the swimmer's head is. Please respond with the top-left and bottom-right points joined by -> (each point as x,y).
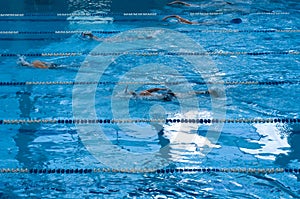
81,32 -> 93,38
230,18 -> 242,24
163,90 -> 176,101
125,86 -> 137,97
167,90 -> 175,97
130,91 -> 137,97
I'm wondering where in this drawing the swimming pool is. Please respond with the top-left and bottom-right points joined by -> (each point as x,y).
0,0 -> 299,198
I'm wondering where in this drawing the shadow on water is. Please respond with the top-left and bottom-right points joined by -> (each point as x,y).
275,124 -> 300,180
13,86 -> 47,168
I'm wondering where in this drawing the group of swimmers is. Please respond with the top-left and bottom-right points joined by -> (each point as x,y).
18,1 -> 242,69
17,1 -> 232,100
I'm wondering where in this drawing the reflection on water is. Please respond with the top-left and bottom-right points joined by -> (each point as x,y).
67,0 -> 111,13
0,0 -> 299,197
0,0 -> 111,13
161,110 -> 220,164
239,123 -> 290,161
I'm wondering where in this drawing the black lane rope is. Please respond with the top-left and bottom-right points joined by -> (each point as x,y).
0,15 -> 295,22
0,30 -> 299,41
0,17 -> 295,23
0,18 -> 153,22
0,51 -> 299,57
0,80 -> 298,86
0,167 -> 299,174
1,118 -> 299,125
0,29 -> 299,35
0,11 -> 292,17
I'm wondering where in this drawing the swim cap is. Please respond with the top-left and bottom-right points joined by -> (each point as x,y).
230,18 -> 242,24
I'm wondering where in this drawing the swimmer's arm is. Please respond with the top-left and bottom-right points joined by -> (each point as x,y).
139,88 -> 166,96
91,35 -> 101,41
167,1 -> 191,6
177,16 -> 195,24
19,61 -> 31,67
17,56 -> 32,67
146,88 -> 167,93
162,15 -> 179,21
162,15 -> 195,24
139,90 -> 152,96
82,32 -> 101,41
124,85 -> 138,96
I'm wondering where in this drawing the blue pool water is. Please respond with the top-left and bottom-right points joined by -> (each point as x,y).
0,0 -> 300,198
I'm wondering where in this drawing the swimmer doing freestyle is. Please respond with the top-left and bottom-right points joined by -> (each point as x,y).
167,0 -> 233,7
125,86 -> 176,101
81,32 -> 102,41
17,56 -> 57,69
162,15 -> 242,25
164,1 -> 241,25
81,32 -> 154,42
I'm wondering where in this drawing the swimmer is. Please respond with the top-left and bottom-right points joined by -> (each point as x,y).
82,32 -> 154,42
167,1 -> 192,7
125,86 -> 176,101
162,15 -> 195,24
167,1 -> 233,7
81,32 -> 102,41
162,15 -> 242,25
17,56 -> 57,69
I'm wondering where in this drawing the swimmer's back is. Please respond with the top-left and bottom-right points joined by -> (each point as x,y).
32,60 -> 57,69
32,60 -> 49,69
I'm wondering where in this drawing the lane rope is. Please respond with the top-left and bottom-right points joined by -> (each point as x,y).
0,51 -> 299,57
1,118 -> 299,125
0,80 -> 299,87
0,11 -> 292,17
0,29 -> 299,35
0,167 -> 298,174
